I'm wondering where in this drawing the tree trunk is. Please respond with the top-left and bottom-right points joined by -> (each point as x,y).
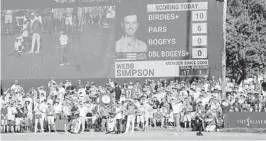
237,74 -> 245,85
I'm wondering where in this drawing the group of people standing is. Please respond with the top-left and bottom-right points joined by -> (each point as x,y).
3,6 -> 116,56
1,75 -> 266,136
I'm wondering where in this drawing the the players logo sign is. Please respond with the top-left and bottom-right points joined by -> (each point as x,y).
224,112 -> 266,128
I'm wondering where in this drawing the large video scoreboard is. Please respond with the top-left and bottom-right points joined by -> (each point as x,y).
115,0 -> 209,78
1,0 -> 222,82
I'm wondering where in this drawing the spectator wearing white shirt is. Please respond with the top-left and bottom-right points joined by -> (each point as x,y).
10,80 -> 21,93
7,103 -> 17,133
35,12 -> 42,24
24,100 -> 33,121
136,100 -> 146,131
14,34 -> 24,53
37,86 -> 47,102
78,87 -> 86,98
53,102 -> 62,115
65,80 -> 72,89
57,84 -> 66,102
46,102 -> 57,132
28,87 -> 37,101
89,83 -> 98,97
48,77 -> 57,95
171,99 -> 184,136
34,100 -> 46,133
78,102 -> 87,133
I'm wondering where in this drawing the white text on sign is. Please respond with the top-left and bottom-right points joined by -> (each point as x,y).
115,60 -> 208,78
148,14 -> 179,21
147,2 -> 208,12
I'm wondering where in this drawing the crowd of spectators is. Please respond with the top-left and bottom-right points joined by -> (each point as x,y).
1,76 -> 266,134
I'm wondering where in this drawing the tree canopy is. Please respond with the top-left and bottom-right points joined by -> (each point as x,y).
225,0 -> 266,84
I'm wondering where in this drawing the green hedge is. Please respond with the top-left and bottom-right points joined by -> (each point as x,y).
219,128 -> 266,133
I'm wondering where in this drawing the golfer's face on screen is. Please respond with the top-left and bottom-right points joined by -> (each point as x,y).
124,15 -> 138,37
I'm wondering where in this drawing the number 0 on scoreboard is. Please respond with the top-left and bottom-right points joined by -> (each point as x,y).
192,48 -> 207,59
192,35 -> 207,46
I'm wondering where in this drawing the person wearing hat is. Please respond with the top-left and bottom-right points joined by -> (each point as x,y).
78,101 -> 87,133
77,86 -> 86,99
85,82 -> 91,94
126,82 -> 132,90
37,86 -> 47,102
65,80 -> 72,88
10,80 -> 20,93
34,99 -> 46,133
23,100 -> 33,124
7,102 -> 17,133
107,79 -> 115,89
46,102 -> 57,133
14,103 -> 24,133
48,77 -> 57,95
1,103 -> 8,133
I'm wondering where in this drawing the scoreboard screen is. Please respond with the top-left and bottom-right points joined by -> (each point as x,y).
1,0 -> 222,83
115,0 -> 209,78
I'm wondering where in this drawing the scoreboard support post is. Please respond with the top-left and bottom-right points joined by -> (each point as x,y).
222,0 -> 228,99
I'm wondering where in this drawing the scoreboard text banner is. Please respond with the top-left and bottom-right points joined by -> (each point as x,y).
115,60 -> 208,78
